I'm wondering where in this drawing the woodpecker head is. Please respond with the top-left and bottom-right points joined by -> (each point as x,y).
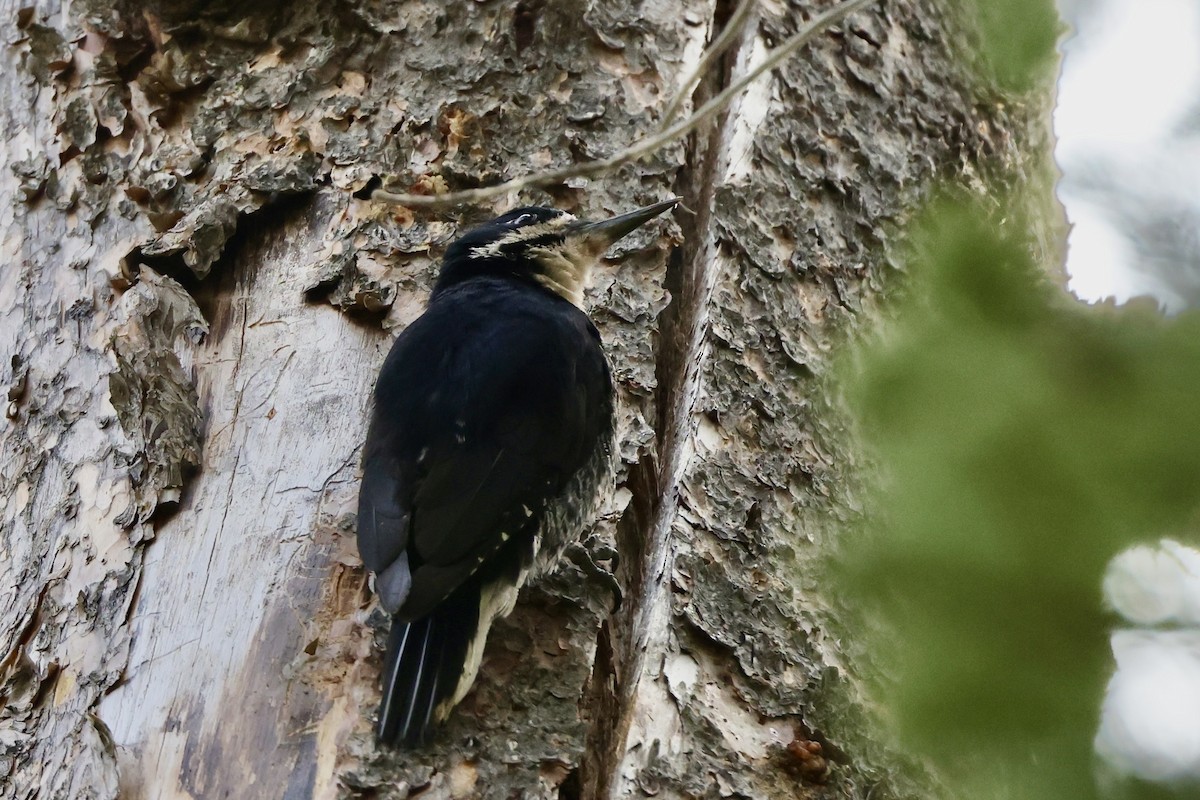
436,198 -> 678,306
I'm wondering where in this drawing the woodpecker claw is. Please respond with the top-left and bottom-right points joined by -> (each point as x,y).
565,541 -> 623,612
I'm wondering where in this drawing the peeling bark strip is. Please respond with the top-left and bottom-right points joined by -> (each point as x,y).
108,268 -> 206,525
0,0 -> 1045,799
580,2 -> 748,797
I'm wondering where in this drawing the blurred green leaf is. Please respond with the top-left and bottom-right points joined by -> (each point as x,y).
839,194 -> 1200,800
958,0 -> 1062,93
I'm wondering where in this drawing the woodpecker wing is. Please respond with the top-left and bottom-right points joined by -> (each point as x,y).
358,280 -> 611,621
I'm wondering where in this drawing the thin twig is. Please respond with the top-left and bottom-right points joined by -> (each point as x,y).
373,0 -> 877,209
659,0 -> 759,129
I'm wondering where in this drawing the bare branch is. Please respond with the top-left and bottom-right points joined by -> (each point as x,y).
373,0 -> 877,209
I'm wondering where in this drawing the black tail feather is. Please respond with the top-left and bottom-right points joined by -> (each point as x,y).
377,580 -> 481,747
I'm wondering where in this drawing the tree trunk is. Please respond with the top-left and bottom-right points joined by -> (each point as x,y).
0,1 -> 1049,798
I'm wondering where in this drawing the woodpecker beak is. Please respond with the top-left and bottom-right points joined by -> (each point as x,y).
567,197 -> 679,256
529,197 -> 679,307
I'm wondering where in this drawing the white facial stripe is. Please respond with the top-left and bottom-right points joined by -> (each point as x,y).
468,214 -> 577,260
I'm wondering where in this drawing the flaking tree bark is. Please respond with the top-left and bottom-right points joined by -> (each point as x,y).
0,0 -> 1052,798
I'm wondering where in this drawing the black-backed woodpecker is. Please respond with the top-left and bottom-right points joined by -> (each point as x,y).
357,197 -> 678,746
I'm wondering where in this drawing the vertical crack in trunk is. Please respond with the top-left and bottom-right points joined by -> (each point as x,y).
581,2 -> 749,797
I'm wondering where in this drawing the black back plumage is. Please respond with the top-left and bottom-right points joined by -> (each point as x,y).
358,268 -> 614,745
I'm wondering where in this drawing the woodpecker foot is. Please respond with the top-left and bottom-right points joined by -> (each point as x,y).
565,540 -> 622,612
